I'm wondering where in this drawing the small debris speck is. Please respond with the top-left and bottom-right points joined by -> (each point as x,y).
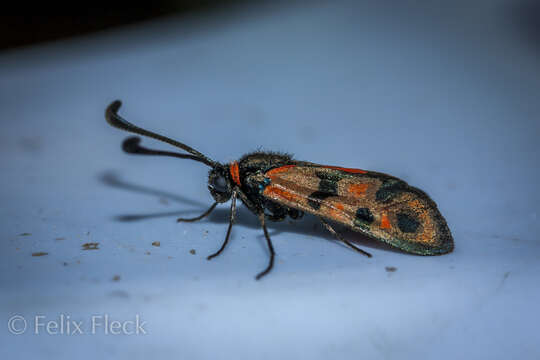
385,266 -> 397,272
19,233 -> 32,236
159,198 -> 169,205
152,241 -> 160,247
82,243 -> 99,250
112,275 -> 121,281
189,249 -> 196,255
63,262 -> 68,266
145,251 -> 151,255
32,252 -> 48,257
55,237 -> 66,241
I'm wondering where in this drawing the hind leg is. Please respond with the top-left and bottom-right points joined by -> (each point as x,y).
319,218 -> 372,257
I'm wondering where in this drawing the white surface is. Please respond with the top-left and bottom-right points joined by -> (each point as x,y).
1,1 -> 539,359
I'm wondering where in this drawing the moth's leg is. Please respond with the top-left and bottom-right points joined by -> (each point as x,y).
263,200 -> 292,222
288,209 -> 303,220
266,213 -> 287,222
236,190 -> 259,213
255,212 -> 276,280
265,206 -> 287,222
319,218 -> 372,258
177,202 -> 218,222
207,192 -> 237,260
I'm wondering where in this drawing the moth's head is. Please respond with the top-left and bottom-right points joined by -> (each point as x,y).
208,165 -> 233,203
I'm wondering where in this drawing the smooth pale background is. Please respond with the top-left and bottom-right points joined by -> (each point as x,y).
1,1 -> 539,359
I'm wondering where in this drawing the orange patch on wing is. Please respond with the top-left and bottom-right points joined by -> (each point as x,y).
328,202 -> 347,223
380,213 -> 391,229
348,183 -> 369,197
230,161 -> 241,186
266,164 -> 296,178
322,165 -> 367,174
264,185 -> 301,203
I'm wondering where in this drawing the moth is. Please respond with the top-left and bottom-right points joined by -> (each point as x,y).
105,101 -> 454,279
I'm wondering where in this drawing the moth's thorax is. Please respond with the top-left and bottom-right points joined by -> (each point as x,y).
238,152 -> 294,176
225,152 -> 296,215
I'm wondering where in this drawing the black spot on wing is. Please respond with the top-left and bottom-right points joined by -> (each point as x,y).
397,213 -> 420,233
375,179 -> 407,202
354,207 -> 374,229
307,172 -> 340,210
308,191 -> 332,210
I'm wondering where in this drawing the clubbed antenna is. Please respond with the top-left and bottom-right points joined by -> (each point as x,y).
105,100 -> 218,167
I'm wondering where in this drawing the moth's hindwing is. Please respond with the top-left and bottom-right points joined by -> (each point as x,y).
261,164 -> 453,255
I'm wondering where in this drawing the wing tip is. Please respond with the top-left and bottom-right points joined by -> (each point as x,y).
395,229 -> 454,256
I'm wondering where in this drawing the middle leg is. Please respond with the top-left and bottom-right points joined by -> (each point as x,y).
177,202 -> 218,222
255,212 -> 276,280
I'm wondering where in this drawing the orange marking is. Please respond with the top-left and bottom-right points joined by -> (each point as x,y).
327,202 -> 347,223
380,213 -> 391,229
329,209 -> 344,222
264,185 -> 301,203
348,183 -> 369,197
322,165 -> 367,174
230,161 -> 241,186
266,164 -> 296,178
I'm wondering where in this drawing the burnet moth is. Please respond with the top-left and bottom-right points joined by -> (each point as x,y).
105,101 -> 454,279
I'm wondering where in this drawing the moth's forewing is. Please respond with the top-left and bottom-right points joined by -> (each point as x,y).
261,165 -> 453,255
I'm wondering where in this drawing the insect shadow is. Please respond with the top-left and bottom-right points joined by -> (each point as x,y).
99,171 -> 401,253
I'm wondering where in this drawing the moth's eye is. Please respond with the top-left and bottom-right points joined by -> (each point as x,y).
212,176 -> 228,193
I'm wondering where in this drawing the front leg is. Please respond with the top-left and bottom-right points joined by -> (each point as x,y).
236,188 -> 261,214
177,202 -> 218,222
207,191 -> 237,260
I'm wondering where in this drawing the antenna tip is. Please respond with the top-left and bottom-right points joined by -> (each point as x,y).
105,100 -> 122,122
122,136 -> 141,153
